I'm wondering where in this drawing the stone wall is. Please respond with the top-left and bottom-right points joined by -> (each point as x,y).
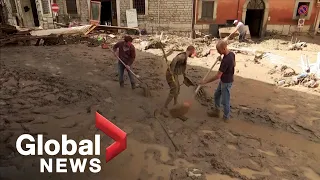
119,0 -> 209,33
3,0 -> 54,29
36,0 -> 54,29
3,0 -> 17,26
266,25 -> 312,35
55,0 -> 89,25
79,0 -> 89,22
119,0 -> 130,26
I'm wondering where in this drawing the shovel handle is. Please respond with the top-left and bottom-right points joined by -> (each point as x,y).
108,46 -> 143,83
159,42 -> 176,83
194,56 -> 221,96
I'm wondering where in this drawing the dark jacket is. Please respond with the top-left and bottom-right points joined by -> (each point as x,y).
113,41 -> 136,65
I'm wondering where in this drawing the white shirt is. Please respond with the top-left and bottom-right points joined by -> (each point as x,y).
236,22 -> 246,34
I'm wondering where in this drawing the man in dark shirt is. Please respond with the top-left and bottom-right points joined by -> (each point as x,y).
162,46 -> 196,119
113,36 -> 136,89
200,40 -> 235,120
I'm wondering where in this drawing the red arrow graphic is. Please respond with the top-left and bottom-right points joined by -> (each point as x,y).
95,112 -> 127,162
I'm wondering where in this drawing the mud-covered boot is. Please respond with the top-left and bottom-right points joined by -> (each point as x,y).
120,81 -> 124,88
207,107 -> 221,118
160,108 -> 170,118
131,83 -> 136,89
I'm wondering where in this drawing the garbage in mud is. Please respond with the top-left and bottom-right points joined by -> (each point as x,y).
288,37 -> 307,50
170,168 -> 206,180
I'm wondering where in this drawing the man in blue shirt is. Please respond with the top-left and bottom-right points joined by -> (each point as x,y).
200,40 -> 235,120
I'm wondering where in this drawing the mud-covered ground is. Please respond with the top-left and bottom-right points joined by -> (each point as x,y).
0,35 -> 320,180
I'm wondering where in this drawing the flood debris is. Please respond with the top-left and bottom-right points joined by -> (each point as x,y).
289,42 -> 307,50
170,168 -> 207,180
275,73 -> 319,88
289,37 -> 307,50
0,24 -> 140,47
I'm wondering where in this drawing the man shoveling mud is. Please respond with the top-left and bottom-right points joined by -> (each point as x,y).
161,46 -> 196,120
227,20 -> 247,42
113,36 -> 137,89
200,40 -> 235,120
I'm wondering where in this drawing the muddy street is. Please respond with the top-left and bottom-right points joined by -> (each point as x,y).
1,39 -> 320,180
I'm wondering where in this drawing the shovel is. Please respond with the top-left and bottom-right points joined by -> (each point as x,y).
108,47 -> 151,97
169,57 -> 221,118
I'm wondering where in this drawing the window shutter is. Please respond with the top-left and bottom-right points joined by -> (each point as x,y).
41,0 -> 50,14
67,0 -> 78,14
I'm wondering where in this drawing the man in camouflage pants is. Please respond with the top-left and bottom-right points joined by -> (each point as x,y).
162,46 -> 196,120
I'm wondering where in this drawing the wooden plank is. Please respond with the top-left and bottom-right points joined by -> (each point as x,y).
84,25 -> 97,35
94,25 -> 141,35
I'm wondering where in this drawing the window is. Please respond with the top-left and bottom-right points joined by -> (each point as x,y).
67,0 -> 78,14
41,0 -> 50,14
198,0 -> 216,21
10,0 -> 17,13
292,0 -> 313,20
201,1 -> 214,19
133,0 -> 145,15
89,1 -> 101,24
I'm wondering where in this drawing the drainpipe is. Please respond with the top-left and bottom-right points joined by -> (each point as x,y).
191,0 -> 196,39
158,0 -> 160,31
314,8 -> 320,35
236,0 -> 240,20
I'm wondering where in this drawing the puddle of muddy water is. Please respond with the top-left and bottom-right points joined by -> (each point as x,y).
227,120 -> 320,157
234,168 -> 271,179
249,160 -> 260,167
98,139 -> 171,179
201,130 -> 214,134
227,144 -> 237,150
206,173 -> 239,180
257,149 -> 278,157
274,166 -> 288,172
98,138 -> 195,180
301,167 -> 320,180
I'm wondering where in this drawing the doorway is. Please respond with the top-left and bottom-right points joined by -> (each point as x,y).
30,0 -> 39,26
245,0 -> 265,37
100,0 -> 117,26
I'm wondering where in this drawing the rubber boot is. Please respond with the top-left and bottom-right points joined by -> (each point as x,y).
131,83 -> 136,89
207,107 -> 221,118
120,81 -> 124,88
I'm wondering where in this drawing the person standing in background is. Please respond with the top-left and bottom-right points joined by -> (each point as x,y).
113,36 -> 136,89
228,20 -> 247,42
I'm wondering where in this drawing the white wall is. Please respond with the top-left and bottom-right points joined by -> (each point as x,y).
20,0 -> 35,27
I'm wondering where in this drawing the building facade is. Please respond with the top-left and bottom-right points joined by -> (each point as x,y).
107,0 -> 320,36
195,0 -> 320,36
2,0 -> 320,36
2,0 -> 55,29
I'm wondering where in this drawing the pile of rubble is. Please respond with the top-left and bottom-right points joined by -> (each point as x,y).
270,65 -> 319,89
0,23 -> 140,48
288,37 -> 308,50
134,32 -> 218,58
0,24 -> 88,47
